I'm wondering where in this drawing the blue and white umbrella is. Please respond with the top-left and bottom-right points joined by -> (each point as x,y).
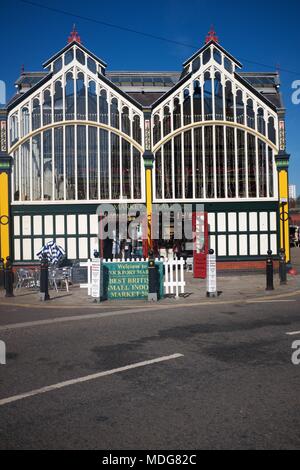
37,240 -> 65,265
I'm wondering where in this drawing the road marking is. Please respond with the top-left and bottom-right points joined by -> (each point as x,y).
247,300 -> 296,304
0,353 -> 184,407
286,331 -> 300,336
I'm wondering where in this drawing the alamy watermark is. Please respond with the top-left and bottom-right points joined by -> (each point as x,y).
0,340 -> 6,365
292,80 -> 300,105
291,340 -> 300,366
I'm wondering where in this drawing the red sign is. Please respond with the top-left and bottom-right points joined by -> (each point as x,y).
193,212 -> 208,279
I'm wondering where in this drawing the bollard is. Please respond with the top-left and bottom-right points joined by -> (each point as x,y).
0,258 -> 4,289
266,249 -> 274,291
207,249 -> 217,298
4,257 -> 14,298
40,253 -> 50,301
279,248 -> 287,285
148,250 -> 158,302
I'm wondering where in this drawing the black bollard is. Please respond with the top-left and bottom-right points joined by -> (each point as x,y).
40,254 -> 50,301
0,258 -> 4,289
279,248 -> 287,285
5,257 -> 14,298
148,250 -> 158,302
266,249 -> 274,291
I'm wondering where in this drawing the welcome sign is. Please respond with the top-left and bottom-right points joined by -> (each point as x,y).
103,262 -> 149,300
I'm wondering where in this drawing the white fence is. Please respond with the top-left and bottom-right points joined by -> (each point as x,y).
163,257 -> 186,298
80,257 -> 186,299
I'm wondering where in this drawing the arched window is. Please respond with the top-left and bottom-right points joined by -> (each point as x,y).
246,99 -> 255,129
77,125 -> 87,200
213,48 -> 222,65
32,98 -> 41,131
122,138 -> 131,199
192,56 -> 200,73
203,48 -> 211,65
203,72 -> 213,120
193,81 -> 202,122
99,89 -> 108,124
153,114 -> 161,145
121,106 -> 130,136
216,126 -> 225,198
32,134 -> 41,200
258,139 -> 267,197
65,72 -> 74,120
10,115 -> 19,145
247,134 -> 257,197
163,106 -> 171,136
257,108 -> 266,135
87,57 -> 97,74
225,81 -> 234,121
268,116 -> 276,144
54,127 -> 64,200
183,89 -> 191,126
76,72 -> 86,120
236,90 -> 244,124
88,80 -> 97,121
65,49 -> 74,66
133,115 -> 141,144
76,48 -> 85,65
21,107 -> 30,136
214,72 -> 223,120
43,90 -> 52,126
224,57 -> 233,73
173,98 -> 181,129
54,81 -> 63,122
227,127 -> 236,198
53,57 -> 62,74
110,98 -> 119,129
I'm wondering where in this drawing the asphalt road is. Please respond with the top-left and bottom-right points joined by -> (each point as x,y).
0,293 -> 300,450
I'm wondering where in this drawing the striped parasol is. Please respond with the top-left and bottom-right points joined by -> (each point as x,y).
37,241 -> 65,265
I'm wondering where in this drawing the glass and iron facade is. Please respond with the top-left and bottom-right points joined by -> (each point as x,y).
5,37 -> 285,263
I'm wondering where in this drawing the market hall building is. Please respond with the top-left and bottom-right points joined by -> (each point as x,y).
0,28 -> 291,269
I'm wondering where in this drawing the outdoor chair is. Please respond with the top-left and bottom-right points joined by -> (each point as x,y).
15,269 -> 36,290
48,267 -> 70,293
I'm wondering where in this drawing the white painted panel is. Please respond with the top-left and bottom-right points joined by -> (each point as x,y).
270,234 -> 277,255
22,216 -> 31,236
209,235 -> 216,254
239,213 -> 247,232
14,216 -> 20,236
218,235 -> 227,256
90,214 -> 98,235
14,239 -> 21,261
44,215 -> 53,235
239,235 -> 248,256
55,215 -> 65,235
249,213 -> 258,232
260,234 -> 269,255
228,235 -> 237,256
67,238 -> 77,259
56,238 -> 65,251
228,213 -> 237,232
67,215 -> 76,235
23,239 -> 32,260
79,238 -> 88,259
217,213 -> 226,232
208,213 -> 215,232
259,212 -> 268,232
34,239 -> 42,260
78,215 -> 88,234
249,235 -> 258,255
270,212 -> 277,231
33,215 -> 42,235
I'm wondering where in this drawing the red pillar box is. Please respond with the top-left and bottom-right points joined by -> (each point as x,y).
192,212 -> 208,279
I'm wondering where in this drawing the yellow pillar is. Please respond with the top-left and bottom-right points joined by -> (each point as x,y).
146,167 -> 152,248
278,169 -> 290,263
0,171 -> 10,260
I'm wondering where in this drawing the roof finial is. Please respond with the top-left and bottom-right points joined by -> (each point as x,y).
68,24 -> 81,44
205,25 -> 219,44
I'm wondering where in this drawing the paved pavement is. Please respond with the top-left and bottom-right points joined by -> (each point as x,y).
0,284 -> 300,449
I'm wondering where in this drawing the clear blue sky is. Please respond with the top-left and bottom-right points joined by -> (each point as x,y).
1,0 -> 299,194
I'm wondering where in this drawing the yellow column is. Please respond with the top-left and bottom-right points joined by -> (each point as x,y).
0,171 -> 10,260
278,169 -> 290,263
146,166 -> 153,249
